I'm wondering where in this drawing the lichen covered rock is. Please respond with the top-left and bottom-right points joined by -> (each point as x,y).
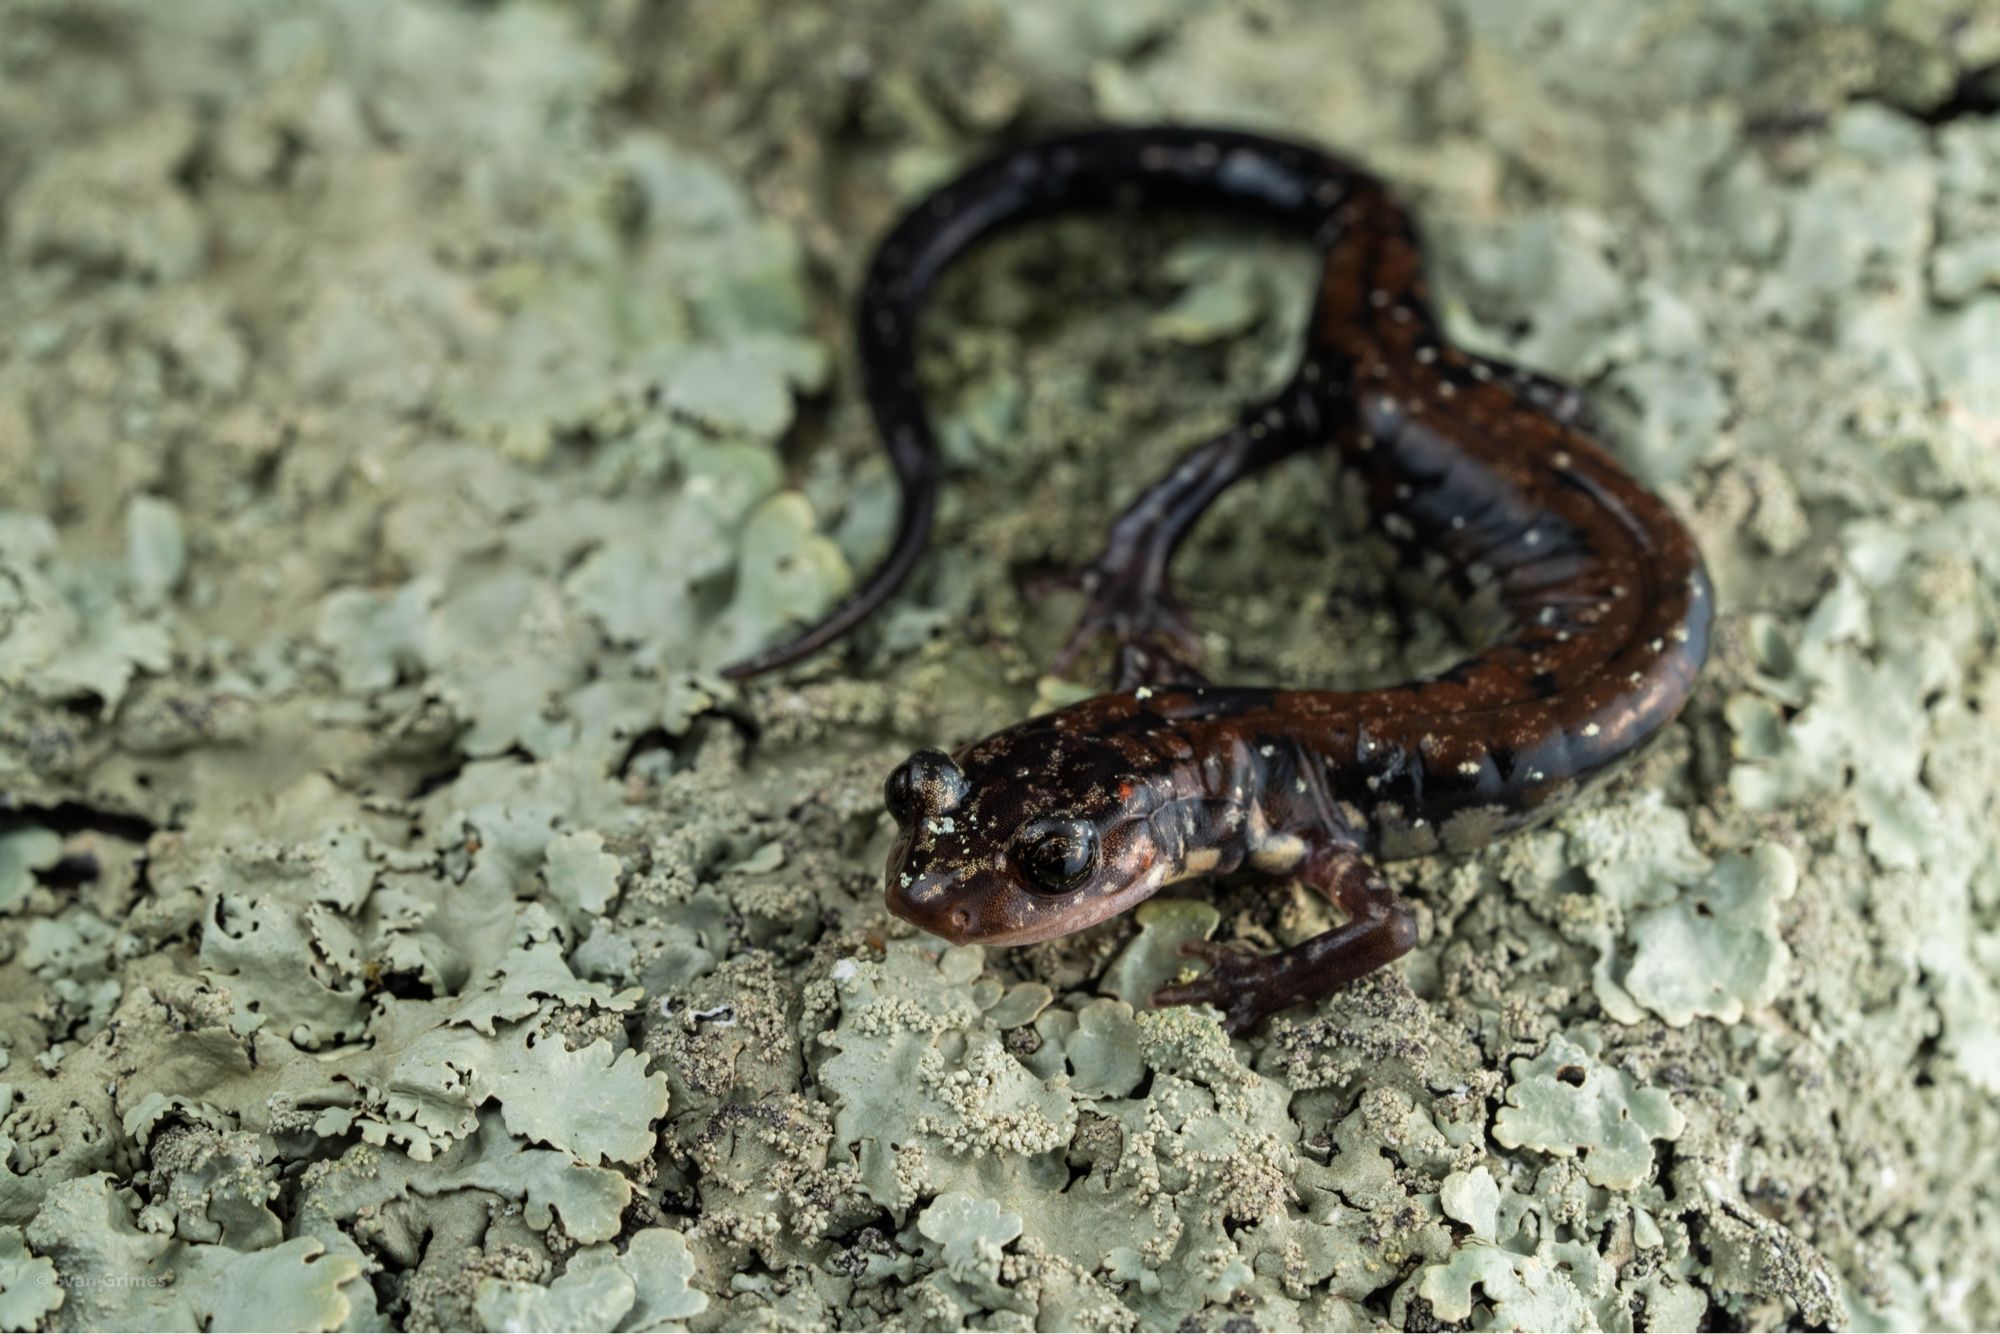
1,0 -> 1996,1329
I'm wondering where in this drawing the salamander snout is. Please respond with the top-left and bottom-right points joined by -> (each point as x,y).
887,866 -> 979,942
883,748 -> 981,941
880,719 -> 1172,948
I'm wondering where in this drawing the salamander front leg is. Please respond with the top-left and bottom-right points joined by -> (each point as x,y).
1151,844 -> 1417,1034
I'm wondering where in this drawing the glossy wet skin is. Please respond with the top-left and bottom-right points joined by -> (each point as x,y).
882,725 -> 1178,947
729,127 -> 1712,1032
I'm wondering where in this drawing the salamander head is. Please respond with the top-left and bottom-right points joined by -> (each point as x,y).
882,723 -> 1177,947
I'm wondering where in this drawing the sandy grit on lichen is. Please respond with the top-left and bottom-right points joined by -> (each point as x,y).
1,0 -> 1997,1329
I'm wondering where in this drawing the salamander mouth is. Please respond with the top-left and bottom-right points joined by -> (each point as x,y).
943,912 -> 1111,948
885,867 -> 1162,948
890,897 -> 980,944
894,899 -> 1080,948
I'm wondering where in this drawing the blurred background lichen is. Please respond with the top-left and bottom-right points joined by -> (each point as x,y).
1,0 -> 1998,1329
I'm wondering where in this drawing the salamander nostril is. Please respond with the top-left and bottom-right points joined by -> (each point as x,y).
949,907 -> 973,936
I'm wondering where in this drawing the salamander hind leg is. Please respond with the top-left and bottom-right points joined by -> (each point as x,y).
1049,457 -> 1212,687
1054,414 -> 1320,689
1053,565 -> 1209,689
1151,843 -> 1417,1034
1467,352 -> 1600,434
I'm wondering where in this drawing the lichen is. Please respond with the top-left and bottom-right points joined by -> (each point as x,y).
1491,1032 -> 1686,1192
1,0 -> 1996,1329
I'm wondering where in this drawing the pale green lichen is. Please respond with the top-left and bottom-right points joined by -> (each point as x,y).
917,1192 -> 1024,1289
0,1225 -> 62,1333
1620,844 -> 1798,1027
0,826 -> 60,915
0,513 -> 172,716
1566,794 -> 1801,1028
1098,897 -> 1220,1012
469,1228 -> 709,1334
1413,1242 -> 1597,1330
1,0 -> 1996,1329
1492,1033 -> 1686,1192
1438,1164 -> 1500,1239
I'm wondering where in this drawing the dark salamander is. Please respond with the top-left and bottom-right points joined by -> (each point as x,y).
724,127 -> 1712,1034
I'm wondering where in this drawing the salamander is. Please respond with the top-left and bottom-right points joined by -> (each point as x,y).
723,127 -> 1712,1033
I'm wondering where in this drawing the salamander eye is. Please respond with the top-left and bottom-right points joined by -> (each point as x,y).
884,765 -> 918,827
1013,818 -> 1097,895
885,748 -> 968,828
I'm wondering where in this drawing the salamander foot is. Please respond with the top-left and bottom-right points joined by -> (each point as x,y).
1053,566 -> 1206,688
1150,849 -> 1419,1034
1152,938 -> 1288,1035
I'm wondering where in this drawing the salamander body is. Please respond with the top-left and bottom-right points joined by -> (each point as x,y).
726,127 -> 1711,1033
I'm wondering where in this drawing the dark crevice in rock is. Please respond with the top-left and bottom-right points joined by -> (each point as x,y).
0,798 -> 159,842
